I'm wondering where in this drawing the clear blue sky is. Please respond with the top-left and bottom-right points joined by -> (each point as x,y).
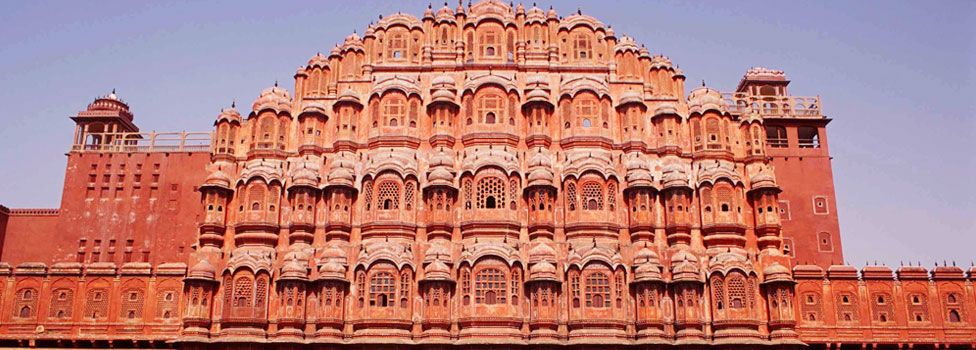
1,1 -> 973,268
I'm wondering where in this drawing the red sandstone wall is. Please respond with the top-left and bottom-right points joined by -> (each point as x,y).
767,121 -> 844,267
1,211 -> 59,263
0,152 -> 210,265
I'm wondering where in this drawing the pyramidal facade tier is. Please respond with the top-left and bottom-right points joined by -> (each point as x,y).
0,1 -> 971,349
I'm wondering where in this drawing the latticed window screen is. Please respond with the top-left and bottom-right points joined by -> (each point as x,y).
717,186 -> 733,211
403,181 -> 415,210
872,292 -> 895,322
476,176 -> 506,209
701,187 -> 713,211
573,34 -> 591,60
511,269 -> 521,304
377,181 -> 400,210
463,179 -> 473,209
566,182 -> 578,210
233,277 -> 253,308
581,182 -> 604,210
363,180 -> 373,211
585,272 -> 611,308
85,288 -> 109,319
907,293 -> 929,322
475,268 -> 507,305
14,288 -> 38,319
461,269 -> 471,304
727,275 -> 747,309
836,292 -> 859,322
711,277 -> 725,309
49,289 -> 73,318
370,272 -> 396,307
801,291 -> 823,321
509,179 -> 519,210
607,182 -> 617,211
121,289 -> 144,320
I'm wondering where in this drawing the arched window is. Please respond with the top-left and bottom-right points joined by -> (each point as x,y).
477,176 -> 506,209
233,276 -> 253,308
581,182 -> 604,210
381,94 -> 406,127
570,271 -> 581,308
478,92 -> 503,124
480,28 -> 499,57
575,96 -> 597,127
727,274 -> 746,309
585,272 -> 610,308
376,181 -> 400,210
949,309 -> 961,323
475,267 -> 507,305
388,32 -> 407,60
19,306 -> 30,318
369,272 -> 395,307
573,33 -> 592,60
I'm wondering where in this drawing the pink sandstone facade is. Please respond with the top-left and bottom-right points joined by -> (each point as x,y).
0,1 -> 972,349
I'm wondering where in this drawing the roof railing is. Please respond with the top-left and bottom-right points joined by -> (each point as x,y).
722,92 -> 824,119
71,131 -> 212,153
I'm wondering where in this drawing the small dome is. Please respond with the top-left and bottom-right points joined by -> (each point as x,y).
616,90 -> 643,107
252,86 -> 292,115
290,166 -> 319,188
188,260 -> 216,281
430,89 -> 457,104
337,88 -> 362,106
529,261 -> 557,280
280,259 -> 308,281
307,52 -> 329,68
321,245 -> 346,260
203,169 -> 233,189
634,244 -> 659,264
216,106 -> 241,124
424,4 -> 435,18
428,167 -> 454,184
653,103 -> 678,117
762,262 -> 793,283
317,261 -> 347,281
432,75 -> 455,86
424,243 -> 451,262
424,259 -> 451,280
527,168 -> 554,185
529,242 -> 556,259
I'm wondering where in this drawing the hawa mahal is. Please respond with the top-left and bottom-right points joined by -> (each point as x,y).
0,1 -> 972,349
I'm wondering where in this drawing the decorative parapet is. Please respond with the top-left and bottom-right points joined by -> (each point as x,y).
70,131 -> 211,153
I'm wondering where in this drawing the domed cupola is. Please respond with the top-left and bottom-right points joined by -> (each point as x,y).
526,148 -> 555,189
624,153 -> 655,189
279,258 -> 309,282
687,86 -> 728,116
761,262 -> 792,284
202,166 -> 234,191
316,244 -> 348,282
671,250 -> 702,282
288,162 -> 321,190
215,106 -> 241,125
325,152 -> 357,189
425,148 -> 457,189
423,4 -> 435,19
307,52 -> 329,69
632,243 -> 663,283
661,161 -> 690,190
251,85 -> 292,116
423,256 -> 452,282
748,166 -> 780,193
186,260 -> 217,282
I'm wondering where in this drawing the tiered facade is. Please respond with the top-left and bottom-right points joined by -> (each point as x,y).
0,1 -> 972,349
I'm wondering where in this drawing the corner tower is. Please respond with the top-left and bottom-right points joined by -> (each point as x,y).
728,67 -> 843,267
